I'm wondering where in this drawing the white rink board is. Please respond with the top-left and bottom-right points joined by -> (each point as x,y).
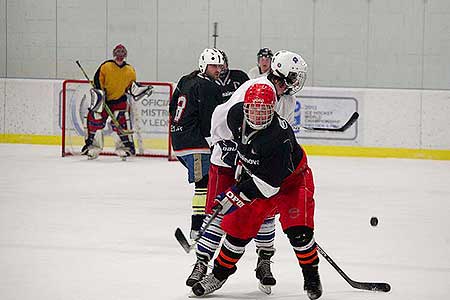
1,78 -> 450,150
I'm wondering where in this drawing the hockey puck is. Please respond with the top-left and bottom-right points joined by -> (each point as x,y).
370,217 -> 378,227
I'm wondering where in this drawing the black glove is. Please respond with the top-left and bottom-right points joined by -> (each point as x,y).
217,140 -> 238,167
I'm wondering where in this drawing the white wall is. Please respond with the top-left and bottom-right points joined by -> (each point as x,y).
1,0 -> 450,89
0,0 -> 5,77
1,78 -> 449,150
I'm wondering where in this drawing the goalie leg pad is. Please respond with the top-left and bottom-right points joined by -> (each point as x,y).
87,109 -> 107,130
89,88 -> 105,113
108,98 -> 130,134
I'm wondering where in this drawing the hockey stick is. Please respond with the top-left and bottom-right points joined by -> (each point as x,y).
75,60 -> 133,135
234,117 -> 247,181
317,243 -> 391,292
175,208 -> 221,254
295,112 -> 359,132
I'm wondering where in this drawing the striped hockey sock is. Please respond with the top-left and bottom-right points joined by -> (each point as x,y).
293,238 -> 319,268
192,187 -> 207,215
213,236 -> 250,281
196,214 -> 224,261
255,216 -> 275,250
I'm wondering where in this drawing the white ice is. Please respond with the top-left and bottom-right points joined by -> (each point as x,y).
0,144 -> 449,300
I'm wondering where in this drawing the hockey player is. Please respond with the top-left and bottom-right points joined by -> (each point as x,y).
215,50 -> 249,102
169,48 -> 224,241
247,47 -> 273,79
81,44 -> 137,158
191,83 -> 322,300
186,50 -> 308,293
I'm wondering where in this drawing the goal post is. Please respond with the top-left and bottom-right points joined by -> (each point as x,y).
61,79 -> 176,160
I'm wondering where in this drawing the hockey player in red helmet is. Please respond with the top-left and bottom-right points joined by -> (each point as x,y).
191,82 -> 323,299
242,83 -> 276,130
186,50 -> 309,294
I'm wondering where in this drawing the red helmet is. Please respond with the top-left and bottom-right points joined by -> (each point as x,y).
243,83 -> 276,130
113,44 -> 127,61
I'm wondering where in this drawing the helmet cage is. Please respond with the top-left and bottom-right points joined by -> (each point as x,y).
284,71 -> 307,95
113,44 -> 127,60
244,99 -> 275,130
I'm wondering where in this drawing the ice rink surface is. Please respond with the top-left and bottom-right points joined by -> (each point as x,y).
1,144 -> 449,300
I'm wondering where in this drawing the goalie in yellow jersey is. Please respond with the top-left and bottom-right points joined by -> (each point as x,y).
81,44 -> 151,159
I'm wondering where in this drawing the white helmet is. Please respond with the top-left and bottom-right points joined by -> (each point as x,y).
271,50 -> 308,95
198,48 -> 224,73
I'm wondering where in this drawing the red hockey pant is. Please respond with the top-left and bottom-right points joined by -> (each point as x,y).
220,164 -> 316,240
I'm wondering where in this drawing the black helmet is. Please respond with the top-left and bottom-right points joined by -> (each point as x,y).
219,49 -> 229,66
257,47 -> 273,58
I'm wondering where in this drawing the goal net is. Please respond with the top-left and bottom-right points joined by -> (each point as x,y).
61,79 -> 175,160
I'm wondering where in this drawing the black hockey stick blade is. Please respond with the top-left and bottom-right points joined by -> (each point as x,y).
349,280 -> 391,293
317,243 -> 391,293
299,112 -> 359,132
174,210 -> 222,254
174,228 -> 193,254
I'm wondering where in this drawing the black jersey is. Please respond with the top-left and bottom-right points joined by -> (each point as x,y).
169,72 -> 223,155
227,102 -> 304,200
215,69 -> 250,102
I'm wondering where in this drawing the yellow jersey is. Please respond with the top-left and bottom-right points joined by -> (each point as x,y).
93,60 -> 137,101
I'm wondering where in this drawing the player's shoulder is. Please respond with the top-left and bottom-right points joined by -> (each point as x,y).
269,113 -> 294,139
99,60 -> 115,69
229,69 -> 250,80
124,62 -> 136,72
226,102 -> 244,131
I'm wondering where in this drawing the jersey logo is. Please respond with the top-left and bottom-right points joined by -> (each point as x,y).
173,95 -> 187,122
278,117 -> 288,129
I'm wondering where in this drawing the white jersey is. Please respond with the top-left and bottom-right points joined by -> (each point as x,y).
210,76 -> 295,167
275,94 -> 296,126
247,66 -> 270,79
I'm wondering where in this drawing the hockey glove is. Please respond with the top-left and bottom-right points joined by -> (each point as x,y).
217,140 -> 238,168
128,81 -> 153,101
213,186 -> 251,215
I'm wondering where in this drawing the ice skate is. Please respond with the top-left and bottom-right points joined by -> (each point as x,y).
115,140 -> 135,161
191,273 -> 227,296
302,266 -> 322,300
255,249 -> 276,294
186,260 -> 208,287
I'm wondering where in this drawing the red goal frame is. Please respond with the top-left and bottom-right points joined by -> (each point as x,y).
61,79 -> 175,160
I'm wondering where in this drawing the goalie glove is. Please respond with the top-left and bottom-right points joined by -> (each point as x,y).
213,186 -> 252,215
128,81 -> 153,101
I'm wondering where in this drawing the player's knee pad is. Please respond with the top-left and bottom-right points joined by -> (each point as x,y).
224,234 -> 252,249
285,226 -> 314,248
